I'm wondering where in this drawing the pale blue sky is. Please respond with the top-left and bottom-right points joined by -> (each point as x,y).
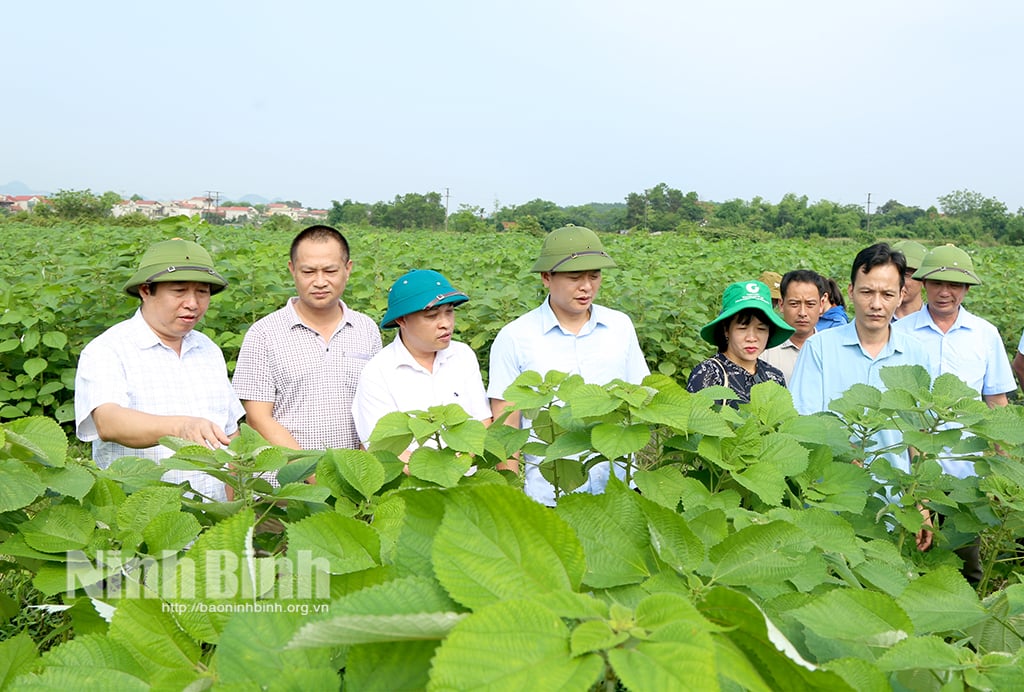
5,1 -> 1022,213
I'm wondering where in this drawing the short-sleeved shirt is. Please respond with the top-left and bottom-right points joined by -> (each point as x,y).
352,336 -> 490,448
893,305 -> 1016,478
790,320 -> 935,473
686,353 -> 786,407
232,298 -> 382,450
75,309 -> 244,501
488,297 -> 650,505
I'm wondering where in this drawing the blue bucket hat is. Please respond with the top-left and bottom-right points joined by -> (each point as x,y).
380,269 -> 469,328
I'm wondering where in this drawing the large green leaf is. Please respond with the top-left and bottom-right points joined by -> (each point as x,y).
345,641 -> 438,691
637,494 -> 705,573
20,633 -> 150,689
390,490 -> 446,578
438,418 -> 487,456
792,589 -> 914,648
895,566 -> 987,634
167,511 -> 257,644
556,480 -> 654,588
115,486 -> 183,537
20,503 -> 95,553
708,520 -> 814,587
408,446 -> 472,487
590,422 -> 650,460
632,466 -> 688,509
563,383 -> 621,418
432,484 -> 586,609
100,457 -> 167,491
323,447 -> 385,499
0,633 -> 38,690
875,635 -> 967,673
5,416 -> 67,467
966,584 -> 1024,654
428,600 -> 603,691
286,512 -> 381,575
142,512 -> 202,554
289,575 -> 461,648
0,459 -> 47,511
214,610 -> 337,686
108,598 -> 201,687
38,464 -> 94,501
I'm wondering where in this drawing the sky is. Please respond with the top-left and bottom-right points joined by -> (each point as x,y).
5,1 -> 1023,214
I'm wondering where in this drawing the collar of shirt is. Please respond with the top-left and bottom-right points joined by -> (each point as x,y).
128,308 -> 200,355
538,296 -> 607,336
284,297 -> 353,335
920,305 -> 971,334
391,332 -> 455,374
843,318 -> 914,359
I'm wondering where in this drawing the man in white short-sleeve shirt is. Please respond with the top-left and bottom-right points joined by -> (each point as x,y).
353,269 -> 491,463
488,225 -> 649,505
75,239 -> 244,502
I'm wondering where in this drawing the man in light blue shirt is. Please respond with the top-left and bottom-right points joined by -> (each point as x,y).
791,242 -> 936,550
791,243 -> 935,473
488,225 -> 649,505
893,244 -> 1015,477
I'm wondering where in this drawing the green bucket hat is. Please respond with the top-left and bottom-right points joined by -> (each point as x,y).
380,269 -> 469,328
123,238 -> 228,296
699,281 -> 795,349
891,240 -> 927,271
531,225 -> 617,273
912,244 -> 981,285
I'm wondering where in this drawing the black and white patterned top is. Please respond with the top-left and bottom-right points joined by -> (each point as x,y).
685,352 -> 785,408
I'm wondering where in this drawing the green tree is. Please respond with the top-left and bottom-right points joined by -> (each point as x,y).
447,204 -> 489,233
327,199 -> 371,227
49,189 -> 115,221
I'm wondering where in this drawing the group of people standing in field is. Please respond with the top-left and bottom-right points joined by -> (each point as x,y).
73,225 -> 1024,575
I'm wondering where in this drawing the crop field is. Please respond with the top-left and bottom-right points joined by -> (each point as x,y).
4,220 -> 1024,688
2,220 -> 1023,424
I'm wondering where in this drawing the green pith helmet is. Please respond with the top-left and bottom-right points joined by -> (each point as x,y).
380,269 -> 469,328
699,280 -> 795,349
891,240 -> 928,271
530,225 -> 617,273
123,238 -> 228,296
912,244 -> 981,285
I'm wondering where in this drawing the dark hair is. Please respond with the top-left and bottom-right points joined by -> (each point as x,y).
780,270 -> 826,299
850,242 -> 906,289
713,307 -> 776,353
823,278 -> 845,308
290,225 -> 350,263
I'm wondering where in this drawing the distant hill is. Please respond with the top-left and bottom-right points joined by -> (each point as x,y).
237,193 -> 272,205
0,181 -> 49,196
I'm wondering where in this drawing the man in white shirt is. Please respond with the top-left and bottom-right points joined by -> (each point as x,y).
75,238 -> 244,501
353,269 -> 491,463
761,269 -> 825,384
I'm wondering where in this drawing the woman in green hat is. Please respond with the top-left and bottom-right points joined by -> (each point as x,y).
686,280 -> 795,407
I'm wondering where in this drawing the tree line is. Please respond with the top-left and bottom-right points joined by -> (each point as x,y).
6,185 -> 1024,245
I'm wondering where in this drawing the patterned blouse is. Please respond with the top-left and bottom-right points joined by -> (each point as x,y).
685,352 -> 786,408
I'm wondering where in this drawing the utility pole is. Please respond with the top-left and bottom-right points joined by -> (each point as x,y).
444,187 -> 450,232
865,192 -> 872,235
205,190 -> 221,211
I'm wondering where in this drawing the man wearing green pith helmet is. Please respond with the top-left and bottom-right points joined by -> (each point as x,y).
74,238 -> 244,502
488,225 -> 650,506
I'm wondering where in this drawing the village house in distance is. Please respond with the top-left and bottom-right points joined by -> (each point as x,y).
109,196 -> 328,223
0,193 -> 328,224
